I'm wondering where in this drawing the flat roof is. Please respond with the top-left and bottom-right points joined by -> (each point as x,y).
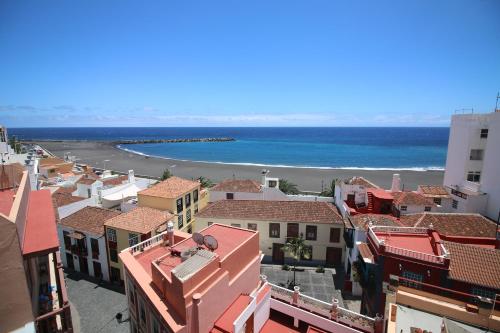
23,190 -> 60,256
367,188 -> 393,200
375,232 -> 438,256
212,294 -> 251,332
0,189 -> 16,216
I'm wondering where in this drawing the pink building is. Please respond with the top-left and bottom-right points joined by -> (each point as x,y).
120,223 -> 382,333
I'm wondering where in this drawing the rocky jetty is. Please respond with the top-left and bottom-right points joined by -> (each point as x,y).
116,137 -> 235,144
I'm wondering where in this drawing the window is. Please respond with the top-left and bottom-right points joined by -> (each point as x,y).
194,204 -> 199,214
330,228 -> 340,243
128,233 -> 139,247
109,248 -> 118,263
207,222 -> 213,226
176,198 -> 183,213
424,206 -> 431,212
305,225 -> 317,241
471,287 -> 495,299
247,223 -> 257,231
433,198 -> 442,205
480,128 -> 488,138
186,209 -> 191,223
91,238 -> 99,258
226,193 -> 234,200
107,228 -> 117,242
63,231 -> 72,249
400,205 -> 407,211
401,270 -> 423,289
178,214 -> 184,229
452,199 -> 458,209
128,281 -> 136,305
139,299 -> 146,325
467,171 -> 481,183
470,149 -> 484,161
185,193 -> 191,208
301,245 -> 312,260
268,180 -> 277,188
269,223 -> 280,238
287,223 -> 299,238
193,189 -> 199,203
231,223 -> 241,228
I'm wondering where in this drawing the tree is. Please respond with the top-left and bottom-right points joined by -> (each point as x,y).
320,178 -> 337,197
282,236 -> 311,288
161,168 -> 172,180
198,176 -> 214,188
279,178 -> 299,195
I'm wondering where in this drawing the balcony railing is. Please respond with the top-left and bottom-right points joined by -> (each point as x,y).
269,283 -> 376,332
127,231 -> 167,255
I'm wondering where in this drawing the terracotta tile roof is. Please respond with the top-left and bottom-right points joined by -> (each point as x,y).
196,200 -> 343,224
102,175 -> 128,186
444,241 -> 500,290
0,163 -> 25,190
418,185 -> 450,198
104,206 -> 174,234
39,157 -> 66,166
61,206 -> 120,235
346,176 -> 380,188
138,176 -> 199,199
77,175 -> 98,185
358,242 -> 374,263
400,213 -> 498,238
350,214 -> 401,230
392,191 -> 436,207
52,187 -> 86,207
211,179 -> 262,193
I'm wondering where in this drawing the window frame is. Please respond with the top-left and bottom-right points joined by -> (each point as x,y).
176,197 -> 183,213
330,228 -> 340,243
400,205 -> 408,211
90,238 -> 99,256
231,223 -> 241,228
269,223 -> 280,238
226,193 -> 234,200
433,198 -> 441,205
247,223 -> 257,231
467,171 -> 481,183
186,209 -> 192,223
286,223 -> 299,238
193,189 -> 199,203
185,193 -> 191,208
305,225 -> 317,241
128,233 -> 139,247
452,199 -> 458,209
469,149 -> 484,161
178,214 -> 184,229
109,248 -> 118,263
480,128 -> 488,138
107,228 -> 117,242
424,206 -> 431,212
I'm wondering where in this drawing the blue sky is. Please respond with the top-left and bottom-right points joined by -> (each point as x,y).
1,0 -> 499,127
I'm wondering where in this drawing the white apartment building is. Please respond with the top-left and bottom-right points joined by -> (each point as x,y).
443,110 -> 500,220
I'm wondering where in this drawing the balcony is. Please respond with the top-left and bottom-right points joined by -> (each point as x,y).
127,231 -> 167,255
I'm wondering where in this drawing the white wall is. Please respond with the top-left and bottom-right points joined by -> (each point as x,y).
209,187 -> 289,202
57,197 -> 97,219
395,204 -> 435,215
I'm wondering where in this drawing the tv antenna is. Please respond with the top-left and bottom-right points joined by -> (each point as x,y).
203,235 -> 218,252
192,232 -> 205,248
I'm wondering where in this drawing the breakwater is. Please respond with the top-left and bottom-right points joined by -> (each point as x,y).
116,137 -> 235,144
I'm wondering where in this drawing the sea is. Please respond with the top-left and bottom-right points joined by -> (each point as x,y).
9,127 -> 449,170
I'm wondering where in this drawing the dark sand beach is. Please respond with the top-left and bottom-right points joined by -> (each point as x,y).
37,141 -> 444,192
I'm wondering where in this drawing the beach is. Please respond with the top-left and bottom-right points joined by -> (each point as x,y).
37,140 -> 444,191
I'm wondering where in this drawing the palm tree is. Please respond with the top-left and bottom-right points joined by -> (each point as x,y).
320,178 -> 337,197
161,168 -> 172,180
282,236 -> 311,288
279,178 -> 299,195
198,176 -> 214,188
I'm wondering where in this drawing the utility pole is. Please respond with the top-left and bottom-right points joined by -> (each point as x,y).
496,92 -> 500,112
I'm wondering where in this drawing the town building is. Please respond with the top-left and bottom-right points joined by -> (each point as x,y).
58,206 -> 121,281
357,224 -> 500,317
443,109 -> 500,220
38,157 -> 74,179
51,185 -> 96,219
334,177 -> 380,217
120,222 -> 383,333
391,191 -> 437,217
195,200 -> 346,267
137,176 -> 208,233
416,185 -> 453,211
210,178 -> 289,202
0,170 -> 72,332
104,206 -> 174,282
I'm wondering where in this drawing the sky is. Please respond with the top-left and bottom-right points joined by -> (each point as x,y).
0,0 -> 499,127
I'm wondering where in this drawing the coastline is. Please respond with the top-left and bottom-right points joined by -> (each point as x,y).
36,140 -> 445,191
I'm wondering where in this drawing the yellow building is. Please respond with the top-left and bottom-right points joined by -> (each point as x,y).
137,176 -> 208,233
195,200 -> 346,267
103,206 -> 173,281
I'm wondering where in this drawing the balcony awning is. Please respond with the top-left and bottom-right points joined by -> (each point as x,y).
67,231 -> 85,240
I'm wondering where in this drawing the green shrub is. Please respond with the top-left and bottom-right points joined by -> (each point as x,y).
316,265 -> 325,273
282,264 -> 290,271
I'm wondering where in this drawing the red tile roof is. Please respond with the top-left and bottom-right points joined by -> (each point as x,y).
138,176 -> 199,199
211,179 -> 262,193
0,189 -> 16,216
0,163 -> 24,190
350,214 -> 401,230
61,206 -> 121,235
197,200 -> 343,224
104,206 -> 173,234
23,190 -> 60,256
392,191 -> 436,207
102,175 -> 128,186
400,213 -> 497,238
52,187 -> 85,207
346,176 -> 380,188
418,185 -> 450,198
444,241 -> 500,290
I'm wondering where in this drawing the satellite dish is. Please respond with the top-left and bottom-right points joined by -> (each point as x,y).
192,233 -> 205,248
203,235 -> 218,252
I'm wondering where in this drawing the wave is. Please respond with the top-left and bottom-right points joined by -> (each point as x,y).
116,145 -> 445,172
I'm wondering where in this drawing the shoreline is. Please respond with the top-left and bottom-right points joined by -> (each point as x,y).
36,140 -> 445,191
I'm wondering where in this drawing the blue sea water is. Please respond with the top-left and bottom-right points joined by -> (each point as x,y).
9,127 -> 449,170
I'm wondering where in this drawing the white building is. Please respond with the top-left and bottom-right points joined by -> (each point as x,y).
443,110 -> 500,220
58,206 -> 121,281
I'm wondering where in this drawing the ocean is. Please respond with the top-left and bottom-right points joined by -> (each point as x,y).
9,127 -> 449,170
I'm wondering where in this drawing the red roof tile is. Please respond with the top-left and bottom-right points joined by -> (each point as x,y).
392,191 -> 436,206
211,179 -> 262,193
0,163 -> 24,190
350,214 -> 401,230
23,190 -> 60,256
61,206 -> 121,235
196,200 -> 343,224
52,188 -> 85,207
444,241 -> 500,290
346,176 -> 380,188
138,176 -> 199,199
418,185 -> 450,198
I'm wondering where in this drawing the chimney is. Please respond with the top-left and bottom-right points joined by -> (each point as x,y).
261,169 -> 269,187
128,170 -> 135,183
391,174 -> 401,192
167,220 -> 174,246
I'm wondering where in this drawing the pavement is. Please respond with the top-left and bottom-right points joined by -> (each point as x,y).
261,265 -> 343,305
64,271 -> 130,333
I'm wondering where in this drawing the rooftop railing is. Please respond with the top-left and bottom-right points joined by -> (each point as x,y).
269,282 -> 376,332
127,231 -> 167,255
